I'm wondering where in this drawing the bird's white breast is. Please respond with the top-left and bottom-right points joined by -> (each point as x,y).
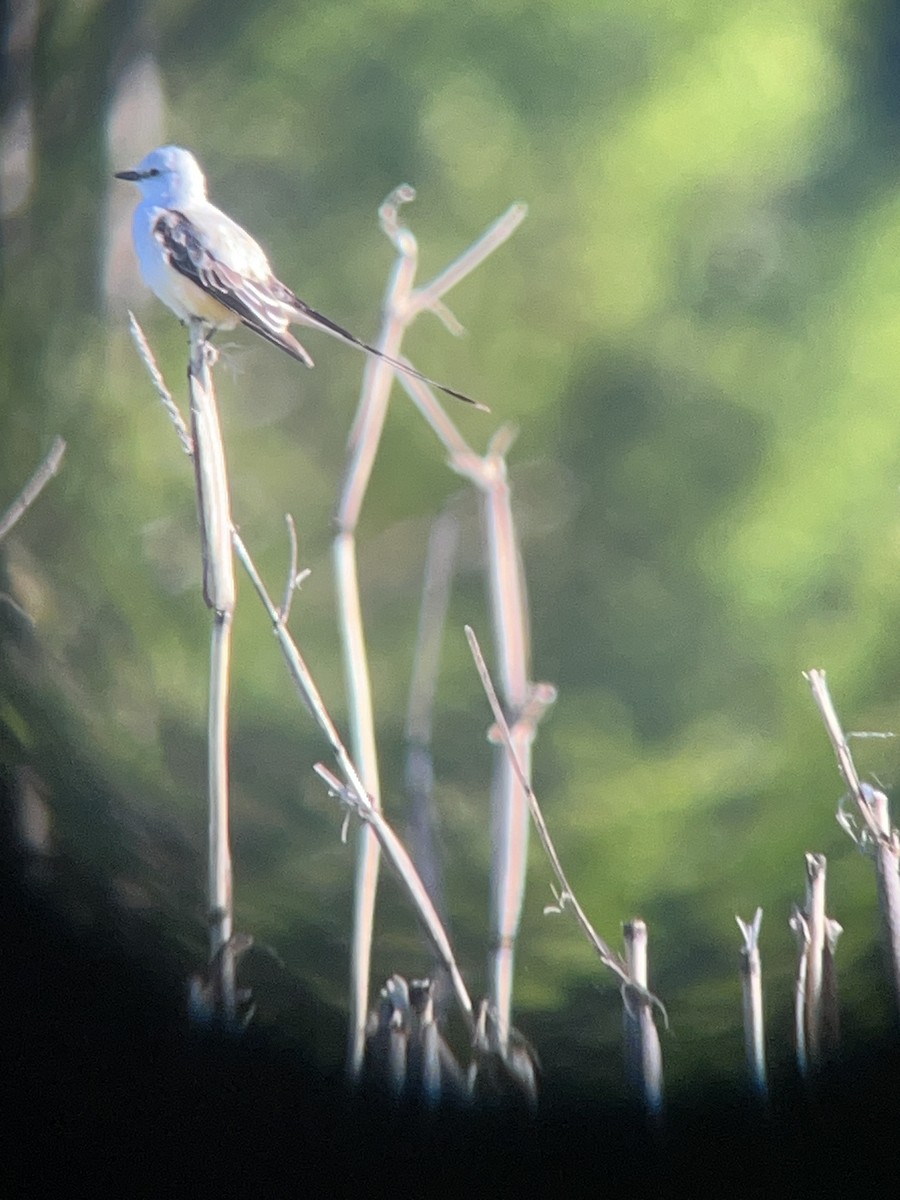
132,202 -> 239,329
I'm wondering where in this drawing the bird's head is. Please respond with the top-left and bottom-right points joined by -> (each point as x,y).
114,145 -> 208,206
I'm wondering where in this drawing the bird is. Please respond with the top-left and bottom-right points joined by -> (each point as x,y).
115,145 -> 484,409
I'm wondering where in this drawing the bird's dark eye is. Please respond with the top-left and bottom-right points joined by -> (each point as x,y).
147,167 -> 160,178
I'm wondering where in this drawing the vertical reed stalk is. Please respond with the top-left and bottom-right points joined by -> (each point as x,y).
188,320 -> 236,1021
623,918 -> 664,1119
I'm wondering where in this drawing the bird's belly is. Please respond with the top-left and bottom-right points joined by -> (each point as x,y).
164,272 -> 238,328
133,208 -> 238,329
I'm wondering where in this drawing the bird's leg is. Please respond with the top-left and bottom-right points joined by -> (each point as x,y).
183,319 -> 220,368
200,322 -> 219,368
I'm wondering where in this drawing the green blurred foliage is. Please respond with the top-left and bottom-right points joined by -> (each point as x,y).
3,0 -> 900,1097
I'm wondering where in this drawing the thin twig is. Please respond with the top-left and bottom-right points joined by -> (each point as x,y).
316,764 -> 474,1031
279,513 -> 300,623
0,436 -> 66,543
805,669 -> 880,841
465,625 -> 633,988
408,203 -> 527,322
804,669 -> 900,1015
227,525 -> 476,1032
128,311 -> 192,454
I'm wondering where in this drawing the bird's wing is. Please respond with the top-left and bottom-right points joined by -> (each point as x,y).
153,208 -> 482,408
153,207 -> 384,361
152,208 -> 314,365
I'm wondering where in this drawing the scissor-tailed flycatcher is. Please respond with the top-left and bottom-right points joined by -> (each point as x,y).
115,145 -> 483,408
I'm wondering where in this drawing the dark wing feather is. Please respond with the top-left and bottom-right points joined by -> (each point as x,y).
152,211 -> 313,365
283,291 -> 482,407
153,212 -> 482,407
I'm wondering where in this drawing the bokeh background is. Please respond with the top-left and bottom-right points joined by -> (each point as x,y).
3,0 -> 900,1101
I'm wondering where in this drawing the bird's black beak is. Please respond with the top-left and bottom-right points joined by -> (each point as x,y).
114,169 -> 141,181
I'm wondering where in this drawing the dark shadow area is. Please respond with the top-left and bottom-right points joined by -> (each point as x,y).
3,764 -> 899,1194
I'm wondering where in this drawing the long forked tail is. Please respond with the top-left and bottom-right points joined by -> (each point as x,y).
289,296 -> 489,412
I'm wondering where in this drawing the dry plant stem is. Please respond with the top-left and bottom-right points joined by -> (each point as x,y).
479,433 -> 534,1049
406,510 -> 460,750
128,314 -> 193,455
0,435 -> 66,542
404,510 -> 460,930
866,785 -> 900,1008
791,908 -> 809,1077
412,414 -> 542,1053
334,187 -> 526,1079
410,983 -> 442,1107
790,854 -> 840,1075
372,975 -> 410,1097
821,913 -> 842,1054
368,977 -> 445,1104
316,764 -> 474,1032
407,203 -> 527,323
127,319 -> 473,1034
395,372 -> 548,1044
228,530 -> 476,1032
434,426 -> 538,1051
804,669 -> 900,1014
465,626 -> 631,988
803,853 -> 827,1065
334,527 -> 382,1081
736,908 -> 767,1101
129,317 -> 238,1019
805,669 -> 884,840
334,196 -> 417,1083
623,919 -> 664,1118
188,320 -> 237,1021
334,192 -> 424,1082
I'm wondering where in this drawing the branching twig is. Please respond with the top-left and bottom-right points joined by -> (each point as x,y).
465,624 -> 633,989
804,669 -> 900,1016
407,203 -> 527,324
804,670 -> 882,841
232,527 -> 475,1029
278,513 -> 302,624
128,314 -> 475,1035
315,764 -> 474,1031
455,429 -> 546,1048
334,189 -> 525,1078
127,313 -> 237,1022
